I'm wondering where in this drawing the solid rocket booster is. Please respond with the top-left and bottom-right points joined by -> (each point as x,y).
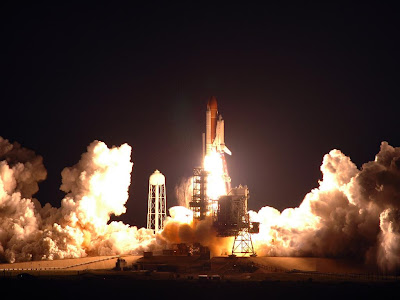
205,96 -> 232,156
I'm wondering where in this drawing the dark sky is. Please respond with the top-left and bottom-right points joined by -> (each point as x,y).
2,3 -> 399,228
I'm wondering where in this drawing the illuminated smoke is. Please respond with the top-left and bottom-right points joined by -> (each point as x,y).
174,177 -> 193,207
0,137 -> 47,262
0,137 -> 47,198
378,208 -> 400,272
251,142 -> 400,271
0,137 -> 156,263
161,148 -> 234,256
161,206 -> 232,256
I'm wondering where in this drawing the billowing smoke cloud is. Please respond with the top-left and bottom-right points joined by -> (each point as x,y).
174,177 -> 193,207
161,206 -> 232,256
0,137 -> 156,263
171,177 -> 233,256
0,137 -> 47,198
378,208 -> 400,272
251,142 -> 400,272
0,137 -> 47,262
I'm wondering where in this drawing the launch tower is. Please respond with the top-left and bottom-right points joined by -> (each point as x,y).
190,167 -> 209,220
147,170 -> 167,233
189,97 -> 259,256
213,185 -> 259,256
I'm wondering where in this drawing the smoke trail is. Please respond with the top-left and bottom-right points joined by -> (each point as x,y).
251,142 -> 400,271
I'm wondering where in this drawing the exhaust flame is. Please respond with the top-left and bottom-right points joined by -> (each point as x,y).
204,149 -> 228,199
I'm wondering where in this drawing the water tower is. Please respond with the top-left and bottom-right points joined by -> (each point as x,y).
147,170 -> 167,233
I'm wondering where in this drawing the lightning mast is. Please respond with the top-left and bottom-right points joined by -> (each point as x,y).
147,170 -> 167,233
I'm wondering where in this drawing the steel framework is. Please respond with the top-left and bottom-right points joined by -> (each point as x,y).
232,227 -> 256,256
189,167 -> 209,220
213,186 -> 259,256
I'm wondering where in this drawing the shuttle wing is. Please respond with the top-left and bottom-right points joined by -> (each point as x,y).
213,115 -> 232,155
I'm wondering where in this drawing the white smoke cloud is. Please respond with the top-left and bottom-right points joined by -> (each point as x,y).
0,137 -> 156,263
174,176 -> 193,207
252,142 -> 400,272
0,137 -> 47,262
378,208 -> 400,272
161,206 -> 232,256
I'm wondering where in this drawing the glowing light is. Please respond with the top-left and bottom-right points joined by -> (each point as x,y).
204,150 -> 228,200
169,206 -> 193,224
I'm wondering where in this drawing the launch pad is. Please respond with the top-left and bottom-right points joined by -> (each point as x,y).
0,254 -> 383,277
189,166 -> 259,256
2,256 -> 397,300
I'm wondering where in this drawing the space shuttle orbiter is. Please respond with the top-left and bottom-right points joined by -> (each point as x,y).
205,96 -> 231,156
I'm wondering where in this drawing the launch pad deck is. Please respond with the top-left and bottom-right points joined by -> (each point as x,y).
0,255 -> 386,277
1,255 -> 399,299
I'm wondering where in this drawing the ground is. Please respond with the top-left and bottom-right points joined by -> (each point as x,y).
1,255 -> 399,299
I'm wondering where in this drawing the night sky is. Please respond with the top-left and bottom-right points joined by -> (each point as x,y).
2,3 -> 399,228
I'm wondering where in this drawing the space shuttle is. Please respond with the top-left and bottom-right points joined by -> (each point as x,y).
205,96 -> 232,156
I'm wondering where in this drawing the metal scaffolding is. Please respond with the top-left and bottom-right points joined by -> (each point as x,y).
232,227 -> 255,256
213,185 -> 259,256
189,167 -> 209,220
